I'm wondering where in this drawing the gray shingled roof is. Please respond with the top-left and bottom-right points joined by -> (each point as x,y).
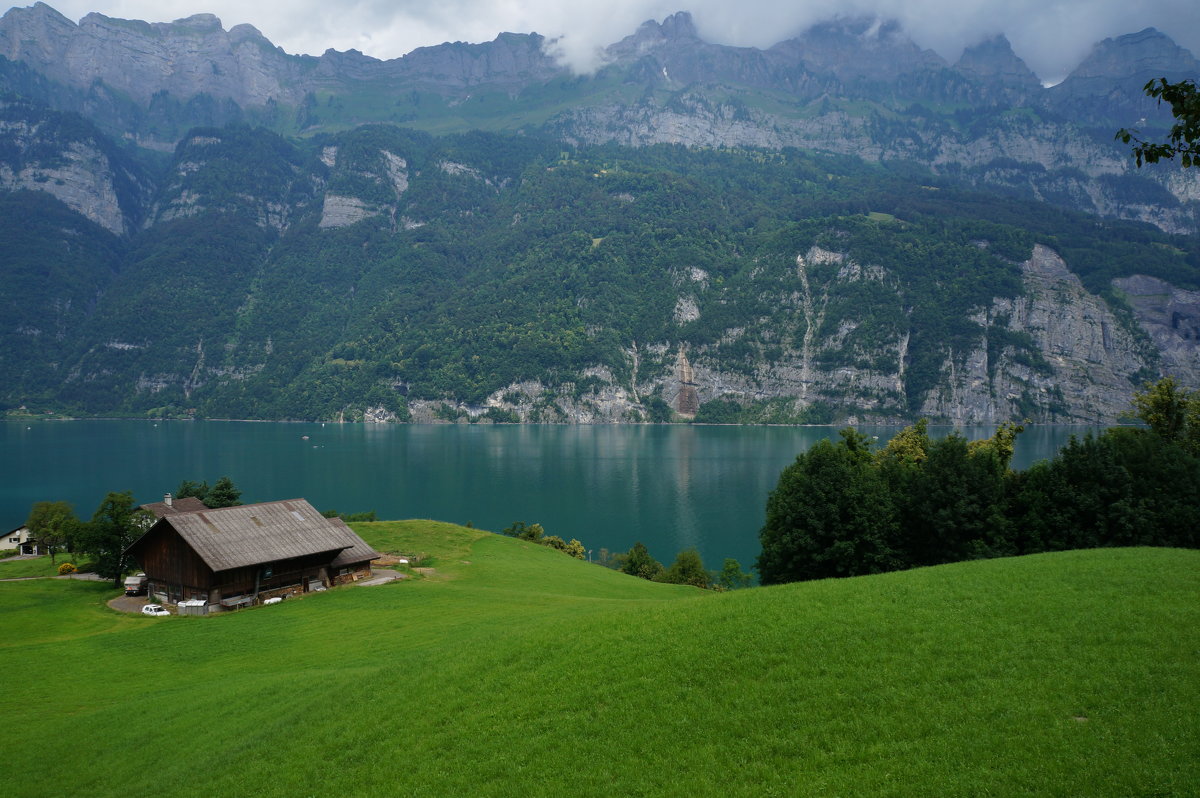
327,517 -> 382,568
154,499 -> 351,572
141,496 -> 209,518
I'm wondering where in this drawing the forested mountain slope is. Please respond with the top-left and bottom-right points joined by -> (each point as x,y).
2,116 -> 1198,423
2,6 -> 1199,422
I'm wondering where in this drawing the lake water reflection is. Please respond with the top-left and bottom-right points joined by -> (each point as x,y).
0,421 -> 1102,570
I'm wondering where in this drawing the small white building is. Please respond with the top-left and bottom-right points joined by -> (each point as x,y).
4,526 -> 38,555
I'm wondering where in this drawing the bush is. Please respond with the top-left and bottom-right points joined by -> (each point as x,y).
655,548 -> 710,588
57,562 -> 77,575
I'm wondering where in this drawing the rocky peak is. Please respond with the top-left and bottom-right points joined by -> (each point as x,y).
1065,28 -> 1199,81
955,34 -> 1041,89
0,5 -> 300,107
658,11 -> 699,42
171,13 -> 223,32
1049,27 -> 1199,123
395,31 -> 557,89
607,11 -> 700,58
772,17 -> 946,81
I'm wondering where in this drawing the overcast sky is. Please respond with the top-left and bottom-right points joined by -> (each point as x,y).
8,1 -> 1200,84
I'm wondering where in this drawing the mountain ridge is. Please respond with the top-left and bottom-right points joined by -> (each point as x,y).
2,6 -> 1199,423
4,4 -> 1194,235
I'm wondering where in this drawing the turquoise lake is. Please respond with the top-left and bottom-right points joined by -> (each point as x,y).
0,421 -> 1103,570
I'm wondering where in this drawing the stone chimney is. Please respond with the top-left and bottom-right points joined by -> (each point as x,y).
164,493 -> 173,507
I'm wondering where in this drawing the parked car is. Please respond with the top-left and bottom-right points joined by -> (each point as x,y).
141,603 -> 170,616
124,573 -> 147,596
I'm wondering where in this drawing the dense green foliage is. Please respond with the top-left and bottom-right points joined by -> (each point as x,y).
22,500 -> 80,563
1,522 -> 1197,796
758,382 -> 1200,584
77,492 -> 152,588
2,120 -> 1198,420
499,520 -> 586,559
1118,78 -> 1200,168
175,476 -> 243,508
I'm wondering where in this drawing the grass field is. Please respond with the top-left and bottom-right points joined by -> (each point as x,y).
1,521 -> 1196,797
0,554 -> 92,578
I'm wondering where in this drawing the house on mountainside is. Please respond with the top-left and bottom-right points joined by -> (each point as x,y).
124,498 -> 380,611
5,525 -> 37,555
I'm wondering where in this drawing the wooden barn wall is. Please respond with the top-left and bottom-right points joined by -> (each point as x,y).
212,551 -> 341,597
332,561 -> 374,586
134,525 -> 214,594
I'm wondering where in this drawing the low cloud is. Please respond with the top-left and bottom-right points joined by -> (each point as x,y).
28,0 -> 1200,84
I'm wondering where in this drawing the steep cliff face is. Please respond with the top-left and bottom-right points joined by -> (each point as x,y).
2,75 -> 1197,423
400,243 -> 1197,426
1114,274 -> 1200,379
918,246 -> 1153,423
0,98 -> 151,234
0,4 -> 301,107
1,5 -> 1196,233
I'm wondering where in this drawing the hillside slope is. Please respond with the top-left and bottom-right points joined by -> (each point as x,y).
1,526 -> 1196,797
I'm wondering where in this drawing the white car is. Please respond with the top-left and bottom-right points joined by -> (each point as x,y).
141,603 -> 170,616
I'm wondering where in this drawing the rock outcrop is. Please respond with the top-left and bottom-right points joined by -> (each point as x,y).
1,5 -> 1197,232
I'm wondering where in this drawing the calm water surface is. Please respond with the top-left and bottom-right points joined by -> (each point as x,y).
0,421 -> 1101,569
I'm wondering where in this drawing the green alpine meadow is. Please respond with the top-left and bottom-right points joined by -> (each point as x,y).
2,521 -> 1196,797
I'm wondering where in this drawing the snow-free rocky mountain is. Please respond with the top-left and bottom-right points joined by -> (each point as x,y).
1,4 -> 1198,424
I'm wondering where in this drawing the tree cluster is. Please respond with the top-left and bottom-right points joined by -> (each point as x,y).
500,521 -> 586,559
603,541 -> 752,590
757,379 -> 1200,585
176,476 -> 242,508
24,477 -> 247,586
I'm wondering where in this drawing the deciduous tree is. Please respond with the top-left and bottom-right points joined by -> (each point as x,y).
621,541 -> 663,580
717,558 -> 752,590
1133,376 -> 1199,454
80,492 -> 153,588
24,501 -> 81,564
757,430 -> 900,585
656,547 -> 710,588
1117,78 -> 1200,167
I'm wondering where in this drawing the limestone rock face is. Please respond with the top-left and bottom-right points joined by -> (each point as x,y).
1,5 -> 1196,233
318,149 -> 410,230
0,4 -> 300,107
918,245 -> 1151,423
1114,274 -> 1200,380
0,101 -> 150,234
954,35 -> 1041,90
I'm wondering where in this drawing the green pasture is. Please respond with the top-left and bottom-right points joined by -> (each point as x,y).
1,522 -> 1196,797
0,554 -> 91,578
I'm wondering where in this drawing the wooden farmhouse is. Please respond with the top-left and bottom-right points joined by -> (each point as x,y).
124,498 -> 380,611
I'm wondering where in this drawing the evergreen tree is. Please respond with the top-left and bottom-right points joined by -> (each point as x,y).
205,476 -> 242,508
176,479 -> 209,502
